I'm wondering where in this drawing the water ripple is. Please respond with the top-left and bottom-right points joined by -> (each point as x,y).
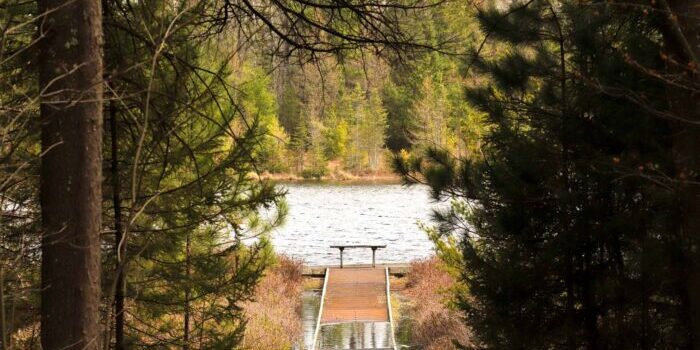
271,183 -> 440,266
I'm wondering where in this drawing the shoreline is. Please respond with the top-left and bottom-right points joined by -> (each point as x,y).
260,171 -> 403,185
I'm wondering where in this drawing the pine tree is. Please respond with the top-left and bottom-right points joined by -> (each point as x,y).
397,1 -> 690,348
102,1 -> 286,347
362,91 -> 388,173
658,1 -> 700,344
0,1 -> 42,347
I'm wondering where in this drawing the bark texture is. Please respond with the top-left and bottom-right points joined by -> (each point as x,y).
37,0 -> 103,348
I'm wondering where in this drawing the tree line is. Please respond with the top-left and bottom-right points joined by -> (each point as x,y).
233,5 -> 482,179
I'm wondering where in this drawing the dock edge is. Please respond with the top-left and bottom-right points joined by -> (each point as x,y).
386,267 -> 398,350
311,268 -> 329,350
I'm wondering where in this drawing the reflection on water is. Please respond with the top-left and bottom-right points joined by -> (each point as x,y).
272,183 -> 440,266
301,291 -> 399,350
317,322 -> 393,349
302,291 -> 321,348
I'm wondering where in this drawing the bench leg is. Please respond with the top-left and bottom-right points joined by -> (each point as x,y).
340,248 -> 344,269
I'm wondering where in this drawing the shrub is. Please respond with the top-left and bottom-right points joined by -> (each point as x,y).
402,257 -> 471,350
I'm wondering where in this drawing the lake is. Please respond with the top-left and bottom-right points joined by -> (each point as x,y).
270,183 -> 440,266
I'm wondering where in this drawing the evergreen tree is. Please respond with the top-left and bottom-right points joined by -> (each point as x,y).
235,64 -> 289,173
288,116 -> 310,174
397,1 -> 689,348
361,91 -> 389,172
382,76 -> 419,152
102,1 -> 285,347
0,1 -> 42,347
322,108 -> 349,160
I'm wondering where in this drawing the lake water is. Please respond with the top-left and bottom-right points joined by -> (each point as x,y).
271,183 -> 439,266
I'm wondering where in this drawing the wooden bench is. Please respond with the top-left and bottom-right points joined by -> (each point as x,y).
329,244 -> 387,268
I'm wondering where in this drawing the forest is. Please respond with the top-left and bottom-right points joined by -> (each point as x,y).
0,0 -> 698,349
220,8 -> 481,180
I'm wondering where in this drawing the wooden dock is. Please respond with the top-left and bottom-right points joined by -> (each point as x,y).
321,267 -> 388,323
310,245 -> 399,349
312,267 -> 397,350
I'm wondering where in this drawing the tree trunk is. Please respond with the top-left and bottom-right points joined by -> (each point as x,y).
110,100 -> 127,350
554,14 -> 576,349
37,0 -> 103,348
0,266 -> 7,350
183,232 -> 192,350
581,250 -> 599,350
661,0 -> 700,348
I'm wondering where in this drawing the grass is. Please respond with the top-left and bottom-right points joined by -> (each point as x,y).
399,257 -> 471,350
240,255 -> 303,350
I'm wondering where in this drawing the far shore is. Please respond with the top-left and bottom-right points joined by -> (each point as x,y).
260,171 -> 403,185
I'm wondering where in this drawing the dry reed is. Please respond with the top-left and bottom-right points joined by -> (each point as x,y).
401,257 -> 471,350
240,255 -> 303,350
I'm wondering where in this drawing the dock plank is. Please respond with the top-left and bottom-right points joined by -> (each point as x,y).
320,268 -> 388,323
